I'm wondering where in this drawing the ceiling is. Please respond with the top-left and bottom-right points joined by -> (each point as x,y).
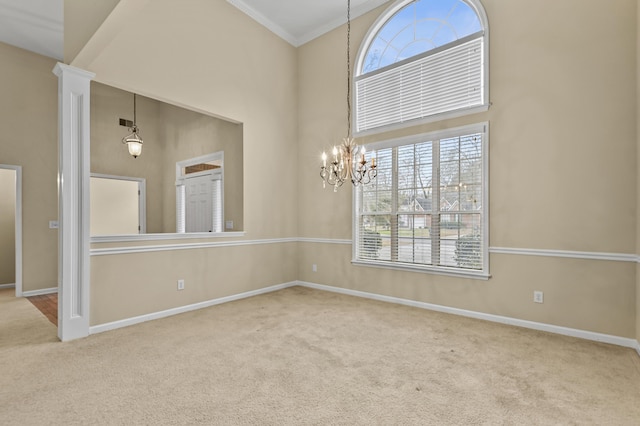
0,0 -> 388,61
227,0 -> 389,46
0,0 -> 63,60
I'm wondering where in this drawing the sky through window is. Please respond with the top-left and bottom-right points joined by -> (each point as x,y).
362,0 -> 482,74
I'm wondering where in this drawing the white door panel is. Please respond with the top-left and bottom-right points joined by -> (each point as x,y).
185,174 -> 214,232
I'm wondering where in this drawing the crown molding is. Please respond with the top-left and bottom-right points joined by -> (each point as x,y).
226,0 -> 298,46
0,0 -> 63,59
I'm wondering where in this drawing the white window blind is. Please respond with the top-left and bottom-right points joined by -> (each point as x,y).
176,185 -> 186,233
355,36 -> 485,134
211,177 -> 223,233
354,124 -> 488,277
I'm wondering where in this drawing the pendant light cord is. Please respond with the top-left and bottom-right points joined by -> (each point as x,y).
133,93 -> 137,126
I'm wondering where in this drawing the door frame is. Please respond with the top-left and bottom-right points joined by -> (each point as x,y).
0,164 -> 22,296
175,152 -> 224,233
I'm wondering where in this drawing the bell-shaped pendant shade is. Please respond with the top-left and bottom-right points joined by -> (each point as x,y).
122,125 -> 143,158
122,93 -> 144,158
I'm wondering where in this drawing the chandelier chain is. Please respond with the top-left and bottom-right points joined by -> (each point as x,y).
346,0 -> 351,138
318,0 -> 377,190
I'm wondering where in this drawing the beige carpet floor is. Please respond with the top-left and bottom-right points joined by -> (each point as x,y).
1,286 -> 639,425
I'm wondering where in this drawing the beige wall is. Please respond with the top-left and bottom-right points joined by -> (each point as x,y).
71,0 -> 298,240
90,177 -> 140,235
64,0 -> 120,63
91,82 -> 243,234
41,0 -> 639,339
637,0 -> 640,343
91,83 -> 165,232
0,169 -> 16,284
297,0 -> 638,338
0,42 -> 58,292
159,102 -> 243,233
90,243 -> 298,325
79,0 -> 298,323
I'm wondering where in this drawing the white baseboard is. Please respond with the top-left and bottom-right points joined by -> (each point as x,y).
89,282 -> 297,335
0,283 -> 16,289
22,287 -> 58,297
87,279 -> 640,356
297,281 -> 639,351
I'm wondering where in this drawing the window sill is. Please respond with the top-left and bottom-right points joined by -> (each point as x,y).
351,259 -> 491,280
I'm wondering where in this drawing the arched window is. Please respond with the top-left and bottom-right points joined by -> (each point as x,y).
354,0 -> 489,134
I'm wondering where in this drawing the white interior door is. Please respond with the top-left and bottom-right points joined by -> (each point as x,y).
185,174 -> 214,232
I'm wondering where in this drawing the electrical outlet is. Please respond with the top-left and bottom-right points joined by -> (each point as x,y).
312,264 -> 317,272
177,279 -> 185,290
533,291 -> 543,304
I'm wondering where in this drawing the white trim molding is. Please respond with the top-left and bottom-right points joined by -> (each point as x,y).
90,236 -> 640,264
298,237 -> 352,245
0,283 -> 15,290
297,281 -> 640,351
22,287 -> 58,297
91,231 -> 245,244
53,63 -> 95,341
91,237 -> 298,256
300,238 -> 639,263
89,279 -> 639,357
90,282 -> 296,334
490,247 -> 637,263
225,0 -> 388,47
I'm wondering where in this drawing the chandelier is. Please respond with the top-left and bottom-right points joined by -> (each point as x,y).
320,0 -> 376,192
122,93 -> 143,158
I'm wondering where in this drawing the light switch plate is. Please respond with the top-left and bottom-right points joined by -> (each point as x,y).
49,221 -> 59,229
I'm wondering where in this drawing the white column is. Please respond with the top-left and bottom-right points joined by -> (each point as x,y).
52,63 -> 95,341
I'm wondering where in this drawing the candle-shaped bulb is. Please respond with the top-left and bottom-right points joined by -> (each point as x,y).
321,152 -> 327,167
332,146 -> 338,162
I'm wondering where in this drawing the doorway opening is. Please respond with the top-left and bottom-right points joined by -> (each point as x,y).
0,165 -> 22,296
90,174 -> 146,235
176,152 -> 224,233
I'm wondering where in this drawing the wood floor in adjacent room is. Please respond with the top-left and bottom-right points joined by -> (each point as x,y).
27,293 -> 57,325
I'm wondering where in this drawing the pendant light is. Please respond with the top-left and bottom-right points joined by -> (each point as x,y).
319,0 -> 377,191
122,93 -> 143,158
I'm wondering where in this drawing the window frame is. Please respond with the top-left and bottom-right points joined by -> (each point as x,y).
353,0 -> 490,137
352,122 -> 490,280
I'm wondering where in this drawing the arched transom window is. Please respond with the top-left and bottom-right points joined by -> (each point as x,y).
355,0 -> 489,134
